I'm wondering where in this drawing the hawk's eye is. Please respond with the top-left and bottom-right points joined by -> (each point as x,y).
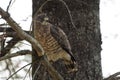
37,16 -> 44,22
37,14 -> 48,22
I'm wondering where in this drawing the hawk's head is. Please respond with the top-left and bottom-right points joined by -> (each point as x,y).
36,13 -> 49,25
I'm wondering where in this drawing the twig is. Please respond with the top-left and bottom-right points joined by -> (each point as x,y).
32,62 -> 41,80
0,38 -> 22,57
33,0 -> 52,17
6,0 -> 13,12
0,7 -> 64,80
0,27 -> 31,33
41,67 -> 47,80
6,62 -> 32,80
6,58 -> 18,79
5,60 -> 12,78
0,50 -> 31,61
10,0 -> 16,8
0,34 -> 6,54
59,0 -> 77,29
0,23 -> 8,26
23,65 -> 32,80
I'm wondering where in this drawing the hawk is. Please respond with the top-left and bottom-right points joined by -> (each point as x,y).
34,13 -> 78,73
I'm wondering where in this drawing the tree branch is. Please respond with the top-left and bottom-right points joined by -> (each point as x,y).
5,31 -> 31,37
0,7 -> 64,80
0,23 -> 8,26
0,27 -> 31,37
0,38 -> 21,57
104,72 -> 120,80
0,50 -> 31,61
0,27 -> 14,32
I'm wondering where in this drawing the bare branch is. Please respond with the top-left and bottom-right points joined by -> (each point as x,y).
23,65 -> 32,80
0,50 -> 31,61
0,27 -> 31,35
0,7 -> 64,80
104,72 -> 120,80
32,62 -> 41,79
5,32 -> 18,37
0,23 -> 8,26
0,27 -> 14,32
6,62 -> 32,80
59,0 -> 77,29
5,58 -> 18,79
7,0 -> 13,12
5,31 -> 31,37
0,38 -> 21,57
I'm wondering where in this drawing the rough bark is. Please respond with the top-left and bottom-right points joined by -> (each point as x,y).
32,0 -> 102,80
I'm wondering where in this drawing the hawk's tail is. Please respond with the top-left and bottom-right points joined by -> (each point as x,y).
64,55 -> 78,73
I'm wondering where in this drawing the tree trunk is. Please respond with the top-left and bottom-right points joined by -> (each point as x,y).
32,0 -> 103,80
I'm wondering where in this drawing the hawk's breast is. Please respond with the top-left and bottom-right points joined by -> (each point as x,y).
34,24 -> 67,61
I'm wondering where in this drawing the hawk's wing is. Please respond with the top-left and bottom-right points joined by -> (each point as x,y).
50,25 -> 75,60
50,25 -> 78,72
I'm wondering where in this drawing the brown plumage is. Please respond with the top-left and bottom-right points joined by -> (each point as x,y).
33,13 -> 77,73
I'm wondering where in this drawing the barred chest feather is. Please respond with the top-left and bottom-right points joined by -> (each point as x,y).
34,24 -> 69,61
